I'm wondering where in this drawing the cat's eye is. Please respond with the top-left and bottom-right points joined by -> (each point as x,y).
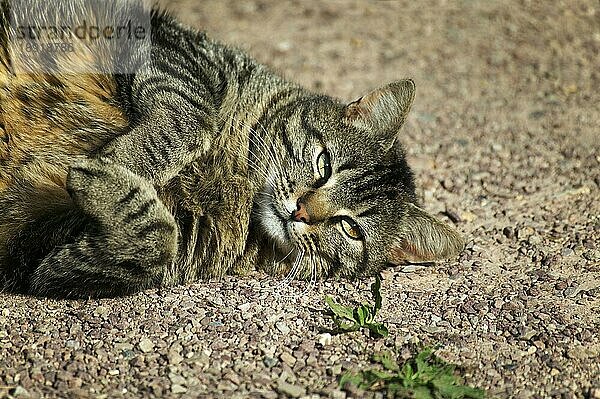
316,149 -> 332,181
340,216 -> 362,240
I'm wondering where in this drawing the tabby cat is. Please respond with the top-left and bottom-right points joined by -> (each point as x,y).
0,0 -> 464,298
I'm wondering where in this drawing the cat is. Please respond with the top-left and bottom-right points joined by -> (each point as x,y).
0,0 -> 464,298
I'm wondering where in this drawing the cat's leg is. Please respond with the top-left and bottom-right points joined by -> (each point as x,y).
29,158 -> 178,298
0,180 -> 86,294
98,61 -> 224,186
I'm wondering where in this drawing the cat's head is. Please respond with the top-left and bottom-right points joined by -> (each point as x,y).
256,79 -> 464,278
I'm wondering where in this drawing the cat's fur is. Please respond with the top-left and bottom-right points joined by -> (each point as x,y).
0,0 -> 464,298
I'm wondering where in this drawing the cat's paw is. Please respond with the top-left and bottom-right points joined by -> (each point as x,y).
33,162 -> 175,298
66,158 -> 177,254
66,158 -> 134,210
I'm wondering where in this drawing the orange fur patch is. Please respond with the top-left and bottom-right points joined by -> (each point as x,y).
0,68 -> 128,189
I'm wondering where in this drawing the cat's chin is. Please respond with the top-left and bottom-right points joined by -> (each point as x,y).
256,199 -> 296,253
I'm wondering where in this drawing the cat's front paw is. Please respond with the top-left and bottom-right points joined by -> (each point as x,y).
66,158 -> 177,248
67,158 -> 111,195
66,158 -> 151,220
67,158 -> 131,206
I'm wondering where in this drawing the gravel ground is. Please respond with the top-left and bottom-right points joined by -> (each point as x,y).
1,1 -> 599,398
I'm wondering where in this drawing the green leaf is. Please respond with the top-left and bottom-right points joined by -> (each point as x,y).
412,385 -> 435,399
415,361 -> 432,381
336,320 -> 360,332
323,274 -> 390,339
325,296 -> 355,321
386,382 -> 403,396
340,348 -> 486,398
362,368 -> 395,383
401,362 -> 414,382
371,274 -> 383,314
415,348 -> 433,372
373,351 -> 400,372
432,374 -> 486,399
355,305 -> 370,326
339,372 -> 366,390
367,322 -> 389,338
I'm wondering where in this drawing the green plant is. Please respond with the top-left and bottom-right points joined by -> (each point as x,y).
325,274 -> 389,338
340,348 -> 485,398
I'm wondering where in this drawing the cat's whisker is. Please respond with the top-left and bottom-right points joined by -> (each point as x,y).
242,155 -> 278,192
245,116 -> 281,162
243,150 -> 278,190
243,157 -> 269,178
247,141 -> 281,190
247,128 -> 280,173
278,253 -> 310,300
277,248 -> 304,289
277,248 -> 294,263
298,252 -> 317,296
243,154 -> 272,183
245,120 -> 288,190
257,246 -> 300,295
243,121 -> 280,173
316,252 -> 326,290
257,191 -> 275,199
308,241 -> 322,293
310,256 -> 318,290
248,114 -> 286,172
218,113 -> 274,184
254,199 -> 273,207
236,132 -> 272,178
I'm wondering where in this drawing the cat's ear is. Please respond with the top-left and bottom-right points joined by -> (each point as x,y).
388,203 -> 465,264
344,79 -> 415,149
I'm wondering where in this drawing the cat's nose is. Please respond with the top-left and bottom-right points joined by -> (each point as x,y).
291,200 -> 310,224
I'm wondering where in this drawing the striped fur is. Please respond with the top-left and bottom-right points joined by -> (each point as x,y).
0,0 -> 463,297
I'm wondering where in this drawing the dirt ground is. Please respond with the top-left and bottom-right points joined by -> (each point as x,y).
1,1 -> 599,398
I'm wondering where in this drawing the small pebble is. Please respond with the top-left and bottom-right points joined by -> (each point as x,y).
275,321 -> 290,335
168,350 -> 183,365
561,247 -> 574,256
280,352 -> 296,366
331,390 -> 347,399
263,356 -> 278,368
517,226 -> 535,240
491,143 -> 503,152
318,333 -> 332,346
589,388 -> 600,399
443,209 -> 462,223
169,373 -> 186,386
171,384 -> 187,394
237,303 -> 252,312
276,380 -> 306,398
9,386 -> 30,398
94,306 -> 109,317
329,364 -> 342,375
502,226 -> 514,239
401,265 -> 426,273
139,338 -> 154,353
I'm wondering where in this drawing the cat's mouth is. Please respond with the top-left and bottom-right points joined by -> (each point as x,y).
272,202 -> 293,239
254,193 -> 294,250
